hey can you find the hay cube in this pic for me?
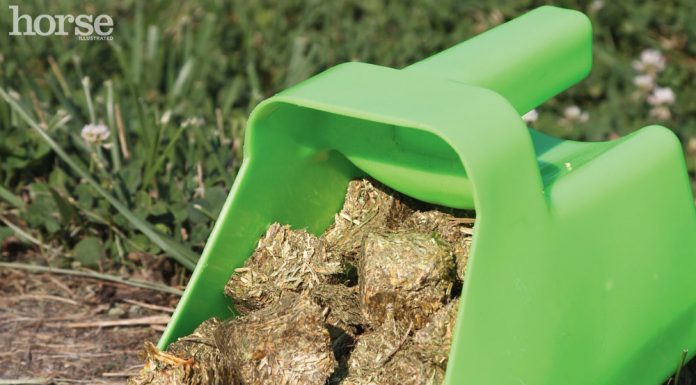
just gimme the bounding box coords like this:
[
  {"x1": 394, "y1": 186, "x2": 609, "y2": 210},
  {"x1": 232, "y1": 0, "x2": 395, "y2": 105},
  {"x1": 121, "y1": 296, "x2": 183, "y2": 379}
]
[
  {"x1": 310, "y1": 283, "x2": 366, "y2": 335},
  {"x1": 359, "y1": 231, "x2": 455, "y2": 328},
  {"x1": 215, "y1": 293, "x2": 336, "y2": 385},
  {"x1": 374, "y1": 348, "x2": 446, "y2": 385},
  {"x1": 225, "y1": 223, "x2": 343, "y2": 314},
  {"x1": 127, "y1": 318, "x2": 232, "y2": 385},
  {"x1": 411, "y1": 300, "x2": 459, "y2": 367},
  {"x1": 323, "y1": 179, "x2": 413, "y2": 262},
  {"x1": 403, "y1": 210, "x2": 473, "y2": 281},
  {"x1": 344, "y1": 341, "x2": 444, "y2": 385},
  {"x1": 347, "y1": 313, "x2": 412, "y2": 376}
]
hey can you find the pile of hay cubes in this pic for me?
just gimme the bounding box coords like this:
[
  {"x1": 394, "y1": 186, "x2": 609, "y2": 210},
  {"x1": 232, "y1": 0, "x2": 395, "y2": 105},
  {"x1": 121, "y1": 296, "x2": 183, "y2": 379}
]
[{"x1": 128, "y1": 179, "x2": 473, "y2": 385}]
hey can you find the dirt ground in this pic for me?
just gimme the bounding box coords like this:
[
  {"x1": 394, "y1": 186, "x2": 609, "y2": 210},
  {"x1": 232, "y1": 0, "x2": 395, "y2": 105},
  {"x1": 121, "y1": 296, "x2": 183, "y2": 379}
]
[{"x1": 0, "y1": 267, "x2": 180, "y2": 384}]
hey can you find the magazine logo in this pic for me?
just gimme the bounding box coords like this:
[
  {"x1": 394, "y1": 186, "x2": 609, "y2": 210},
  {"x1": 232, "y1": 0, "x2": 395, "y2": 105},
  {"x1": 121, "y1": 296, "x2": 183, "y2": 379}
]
[{"x1": 9, "y1": 5, "x2": 114, "y2": 40}]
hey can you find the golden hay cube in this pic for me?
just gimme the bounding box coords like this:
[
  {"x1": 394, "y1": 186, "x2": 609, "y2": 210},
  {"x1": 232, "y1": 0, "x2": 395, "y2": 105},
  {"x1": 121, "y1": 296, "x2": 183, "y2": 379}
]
[
  {"x1": 359, "y1": 231, "x2": 455, "y2": 329},
  {"x1": 225, "y1": 223, "x2": 343, "y2": 314},
  {"x1": 215, "y1": 293, "x2": 336, "y2": 385}
]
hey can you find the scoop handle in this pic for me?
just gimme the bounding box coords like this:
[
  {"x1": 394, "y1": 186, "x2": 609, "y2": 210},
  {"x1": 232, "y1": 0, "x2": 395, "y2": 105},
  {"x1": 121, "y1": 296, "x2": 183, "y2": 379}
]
[{"x1": 404, "y1": 6, "x2": 592, "y2": 114}]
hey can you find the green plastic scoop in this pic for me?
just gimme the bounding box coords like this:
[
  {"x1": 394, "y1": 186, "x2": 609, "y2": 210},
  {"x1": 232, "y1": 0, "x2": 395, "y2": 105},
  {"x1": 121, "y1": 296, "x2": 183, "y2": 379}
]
[{"x1": 159, "y1": 6, "x2": 696, "y2": 385}]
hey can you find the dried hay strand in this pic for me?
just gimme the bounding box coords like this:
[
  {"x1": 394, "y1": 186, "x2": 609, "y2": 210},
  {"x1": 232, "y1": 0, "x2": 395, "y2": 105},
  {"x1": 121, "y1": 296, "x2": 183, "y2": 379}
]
[{"x1": 215, "y1": 292, "x2": 337, "y2": 385}]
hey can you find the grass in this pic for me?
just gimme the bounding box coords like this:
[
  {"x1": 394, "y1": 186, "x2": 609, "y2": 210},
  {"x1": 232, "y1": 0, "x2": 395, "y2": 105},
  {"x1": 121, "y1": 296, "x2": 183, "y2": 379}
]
[{"x1": 0, "y1": 1, "x2": 695, "y2": 382}]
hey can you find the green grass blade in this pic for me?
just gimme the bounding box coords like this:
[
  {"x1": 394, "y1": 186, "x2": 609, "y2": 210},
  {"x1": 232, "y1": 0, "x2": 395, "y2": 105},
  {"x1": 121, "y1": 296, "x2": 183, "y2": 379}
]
[
  {"x1": 674, "y1": 349, "x2": 689, "y2": 385},
  {"x1": 0, "y1": 184, "x2": 25, "y2": 210},
  {"x1": 131, "y1": 0, "x2": 144, "y2": 85},
  {"x1": 105, "y1": 80, "x2": 122, "y2": 172},
  {"x1": 81, "y1": 77, "x2": 96, "y2": 124},
  {"x1": 171, "y1": 59, "x2": 194, "y2": 100}
]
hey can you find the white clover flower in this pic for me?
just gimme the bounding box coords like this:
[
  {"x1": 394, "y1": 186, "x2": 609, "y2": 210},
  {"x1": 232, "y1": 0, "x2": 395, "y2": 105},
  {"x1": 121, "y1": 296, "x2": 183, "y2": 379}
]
[
  {"x1": 160, "y1": 110, "x2": 172, "y2": 125},
  {"x1": 632, "y1": 49, "x2": 666, "y2": 74},
  {"x1": 647, "y1": 87, "x2": 676, "y2": 106},
  {"x1": 633, "y1": 74, "x2": 655, "y2": 91},
  {"x1": 8, "y1": 89, "x2": 21, "y2": 101},
  {"x1": 562, "y1": 105, "x2": 589, "y2": 123},
  {"x1": 81, "y1": 123, "x2": 110, "y2": 144},
  {"x1": 181, "y1": 117, "x2": 205, "y2": 127},
  {"x1": 589, "y1": 0, "x2": 605, "y2": 13},
  {"x1": 687, "y1": 137, "x2": 696, "y2": 156},
  {"x1": 649, "y1": 106, "x2": 672, "y2": 121},
  {"x1": 522, "y1": 109, "x2": 538, "y2": 124}
]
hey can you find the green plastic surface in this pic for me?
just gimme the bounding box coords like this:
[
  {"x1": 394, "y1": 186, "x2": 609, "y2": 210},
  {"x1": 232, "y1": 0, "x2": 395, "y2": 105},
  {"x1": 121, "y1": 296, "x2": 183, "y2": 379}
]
[{"x1": 159, "y1": 6, "x2": 696, "y2": 385}]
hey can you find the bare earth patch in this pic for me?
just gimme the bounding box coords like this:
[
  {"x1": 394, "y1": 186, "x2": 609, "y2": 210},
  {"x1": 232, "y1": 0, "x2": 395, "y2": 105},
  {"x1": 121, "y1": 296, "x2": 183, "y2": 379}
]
[{"x1": 0, "y1": 267, "x2": 179, "y2": 384}]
